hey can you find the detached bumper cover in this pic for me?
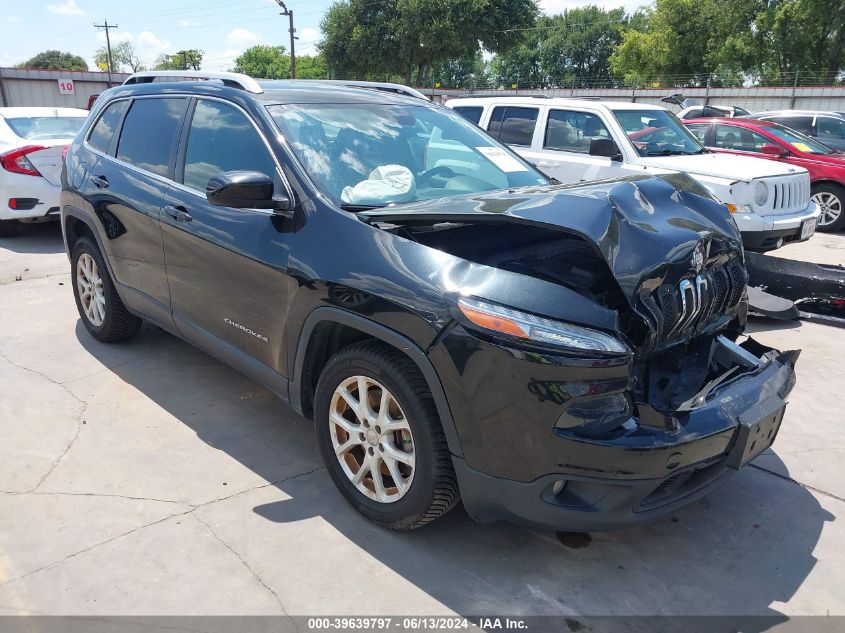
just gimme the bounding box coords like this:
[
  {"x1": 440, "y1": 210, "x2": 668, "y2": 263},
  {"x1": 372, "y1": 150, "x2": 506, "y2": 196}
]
[{"x1": 435, "y1": 328, "x2": 798, "y2": 531}]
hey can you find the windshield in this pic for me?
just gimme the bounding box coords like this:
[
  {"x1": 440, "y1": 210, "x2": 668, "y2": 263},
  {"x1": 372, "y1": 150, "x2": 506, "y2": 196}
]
[
  {"x1": 613, "y1": 109, "x2": 705, "y2": 156},
  {"x1": 765, "y1": 124, "x2": 836, "y2": 155},
  {"x1": 267, "y1": 103, "x2": 548, "y2": 207},
  {"x1": 4, "y1": 116, "x2": 86, "y2": 140}
]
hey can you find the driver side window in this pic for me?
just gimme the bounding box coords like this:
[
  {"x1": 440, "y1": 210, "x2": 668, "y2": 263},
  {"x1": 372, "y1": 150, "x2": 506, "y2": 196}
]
[
  {"x1": 714, "y1": 125, "x2": 769, "y2": 152},
  {"x1": 183, "y1": 99, "x2": 278, "y2": 193}
]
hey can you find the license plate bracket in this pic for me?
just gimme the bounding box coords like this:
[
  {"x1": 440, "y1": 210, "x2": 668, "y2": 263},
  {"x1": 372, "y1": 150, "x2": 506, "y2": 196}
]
[
  {"x1": 800, "y1": 218, "x2": 816, "y2": 240},
  {"x1": 726, "y1": 398, "x2": 786, "y2": 470}
]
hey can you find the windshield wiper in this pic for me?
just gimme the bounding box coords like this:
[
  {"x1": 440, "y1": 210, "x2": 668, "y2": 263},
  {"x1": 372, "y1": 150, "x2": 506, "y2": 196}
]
[{"x1": 339, "y1": 203, "x2": 387, "y2": 212}]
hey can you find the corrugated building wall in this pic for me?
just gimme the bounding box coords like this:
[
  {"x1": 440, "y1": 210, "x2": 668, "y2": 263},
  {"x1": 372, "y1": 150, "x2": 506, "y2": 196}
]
[{"x1": 0, "y1": 68, "x2": 131, "y2": 109}]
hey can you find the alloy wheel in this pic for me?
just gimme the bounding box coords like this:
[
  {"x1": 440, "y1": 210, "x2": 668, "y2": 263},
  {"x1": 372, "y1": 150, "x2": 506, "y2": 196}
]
[
  {"x1": 329, "y1": 375, "x2": 415, "y2": 503},
  {"x1": 812, "y1": 191, "x2": 843, "y2": 227},
  {"x1": 76, "y1": 253, "x2": 106, "y2": 326}
]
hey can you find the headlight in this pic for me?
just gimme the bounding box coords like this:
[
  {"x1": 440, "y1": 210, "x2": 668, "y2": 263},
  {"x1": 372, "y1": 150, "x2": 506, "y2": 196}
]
[
  {"x1": 457, "y1": 297, "x2": 629, "y2": 354},
  {"x1": 753, "y1": 180, "x2": 768, "y2": 207}
]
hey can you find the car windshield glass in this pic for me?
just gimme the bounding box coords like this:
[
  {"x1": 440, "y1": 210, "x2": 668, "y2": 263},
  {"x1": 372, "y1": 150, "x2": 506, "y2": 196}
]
[
  {"x1": 267, "y1": 103, "x2": 548, "y2": 207},
  {"x1": 766, "y1": 124, "x2": 835, "y2": 155},
  {"x1": 5, "y1": 116, "x2": 86, "y2": 140},
  {"x1": 613, "y1": 109, "x2": 705, "y2": 156}
]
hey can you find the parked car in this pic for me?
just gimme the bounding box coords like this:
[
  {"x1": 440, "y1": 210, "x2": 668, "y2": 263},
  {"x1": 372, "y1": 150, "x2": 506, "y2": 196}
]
[
  {"x1": 0, "y1": 106, "x2": 89, "y2": 237},
  {"x1": 749, "y1": 110, "x2": 845, "y2": 153},
  {"x1": 678, "y1": 104, "x2": 752, "y2": 119},
  {"x1": 685, "y1": 117, "x2": 845, "y2": 231},
  {"x1": 448, "y1": 97, "x2": 820, "y2": 251},
  {"x1": 660, "y1": 94, "x2": 751, "y2": 119},
  {"x1": 62, "y1": 75, "x2": 799, "y2": 532}
]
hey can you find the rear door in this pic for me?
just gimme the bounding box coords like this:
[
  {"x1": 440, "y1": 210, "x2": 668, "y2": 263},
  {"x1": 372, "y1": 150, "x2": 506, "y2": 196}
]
[
  {"x1": 81, "y1": 96, "x2": 187, "y2": 322},
  {"x1": 161, "y1": 97, "x2": 295, "y2": 374}
]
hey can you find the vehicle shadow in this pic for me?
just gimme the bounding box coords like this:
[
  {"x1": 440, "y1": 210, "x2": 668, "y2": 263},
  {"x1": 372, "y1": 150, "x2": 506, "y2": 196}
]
[
  {"x1": 0, "y1": 221, "x2": 65, "y2": 254},
  {"x1": 75, "y1": 321, "x2": 834, "y2": 624}
]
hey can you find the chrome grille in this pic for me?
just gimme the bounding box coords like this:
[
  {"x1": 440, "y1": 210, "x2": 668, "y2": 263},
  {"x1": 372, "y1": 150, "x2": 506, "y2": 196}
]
[{"x1": 656, "y1": 260, "x2": 746, "y2": 342}]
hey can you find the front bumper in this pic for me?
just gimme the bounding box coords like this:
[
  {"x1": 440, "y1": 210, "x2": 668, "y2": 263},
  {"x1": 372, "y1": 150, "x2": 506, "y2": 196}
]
[
  {"x1": 735, "y1": 202, "x2": 821, "y2": 250},
  {"x1": 431, "y1": 327, "x2": 798, "y2": 531}
]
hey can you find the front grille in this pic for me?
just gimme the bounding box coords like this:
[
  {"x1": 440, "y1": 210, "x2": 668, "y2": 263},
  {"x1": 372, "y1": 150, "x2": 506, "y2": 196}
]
[
  {"x1": 761, "y1": 175, "x2": 809, "y2": 215},
  {"x1": 654, "y1": 259, "x2": 746, "y2": 343}
]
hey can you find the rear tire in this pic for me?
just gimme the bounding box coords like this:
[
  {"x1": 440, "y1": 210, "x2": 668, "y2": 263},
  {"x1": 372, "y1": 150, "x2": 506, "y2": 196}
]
[
  {"x1": 314, "y1": 341, "x2": 459, "y2": 530},
  {"x1": 71, "y1": 237, "x2": 141, "y2": 342},
  {"x1": 811, "y1": 183, "x2": 845, "y2": 232},
  {"x1": 0, "y1": 220, "x2": 18, "y2": 237}
]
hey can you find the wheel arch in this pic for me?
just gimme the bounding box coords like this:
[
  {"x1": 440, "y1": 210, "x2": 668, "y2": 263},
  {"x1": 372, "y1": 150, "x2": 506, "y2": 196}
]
[
  {"x1": 62, "y1": 207, "x2": 128, "y2": 305},
  {"x1": 290, "y1": 307, "x2": 463, "y2": 458},
  {"x1": 810, "y1": 179, "x2": 845, "y2": 192}
]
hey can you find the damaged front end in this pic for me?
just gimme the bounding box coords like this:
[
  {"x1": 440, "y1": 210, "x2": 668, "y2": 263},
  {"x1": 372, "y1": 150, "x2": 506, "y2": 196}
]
[{"x1": 361, "y1": 173, "x2": 800, "y2": 530}]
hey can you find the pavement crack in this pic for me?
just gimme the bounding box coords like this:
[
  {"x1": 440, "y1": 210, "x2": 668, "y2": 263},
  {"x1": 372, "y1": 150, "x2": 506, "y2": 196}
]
[
  {"x1": 0, "y1": 349, "x2": 87, "y2": 492},
  {"x1": 749, "y1": 463, "x2": 845, "y2": 503},
  {"x1": 0, "y1": 490, "x2": 188, "y2": 505},
  {"x1": 192, "y1": 513, "x2": 291, "y2": 616}
]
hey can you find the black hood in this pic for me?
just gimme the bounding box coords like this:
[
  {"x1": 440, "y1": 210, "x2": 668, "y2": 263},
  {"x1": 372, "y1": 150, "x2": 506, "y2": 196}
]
[{"x1": 361, "y1": 172, "x2": 744, "y2": 307}]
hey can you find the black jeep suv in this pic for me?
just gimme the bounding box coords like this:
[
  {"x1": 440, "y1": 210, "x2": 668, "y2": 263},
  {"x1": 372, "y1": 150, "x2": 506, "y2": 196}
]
[{"x1": 61, "y1": 75, "x2": 799, "y2": 531}]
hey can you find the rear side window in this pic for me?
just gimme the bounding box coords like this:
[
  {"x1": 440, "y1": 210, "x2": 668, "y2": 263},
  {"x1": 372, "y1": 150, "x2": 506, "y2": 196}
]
[
  {"x1": 769, "y1": 116, "x2": 813, "y2": 135},
  {"x1": 544, "y1": 109, "x2": 610, "y2": 153},
  {"x1": 816, "y1": 117, "x2": 845, "y2": 140},
  {"x1": 182, "y1": 99, "x2": 278, "y2": 192},
  {"x1": 116, "y1": 98, "x2": 187, "y2": 177},
  {"x1": 487, "y1": 106, "x2": 538, "y2": 146},
  {"x1": 88, "y1": 100, "x2": 129, "y2": 153},
  {"x1": 452, "y1": 106, "x2": 483, "y2": 125},
  {"x1": 714, "y1": 125, "x2": 770, "y2": 152}
]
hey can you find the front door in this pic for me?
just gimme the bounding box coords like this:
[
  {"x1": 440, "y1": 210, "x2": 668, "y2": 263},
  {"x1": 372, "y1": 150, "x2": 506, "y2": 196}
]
[
  {"x1": 519, "y1": 109, "x2": 627, "y2": 184},
  {"x1": 161, "y1": 97, "x2": 296, "y2": 374}
]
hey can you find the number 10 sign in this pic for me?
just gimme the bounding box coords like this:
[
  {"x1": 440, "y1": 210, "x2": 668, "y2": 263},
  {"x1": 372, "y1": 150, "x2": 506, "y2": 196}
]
[{"x1": 58, "y1": 79, "x2": 75, "y2": 95}]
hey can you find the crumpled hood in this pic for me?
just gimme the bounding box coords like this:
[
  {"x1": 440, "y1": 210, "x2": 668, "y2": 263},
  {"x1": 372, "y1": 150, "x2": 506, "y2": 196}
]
[{"x1": 361, "y1": 172, "x2": 745, "y2": 305}]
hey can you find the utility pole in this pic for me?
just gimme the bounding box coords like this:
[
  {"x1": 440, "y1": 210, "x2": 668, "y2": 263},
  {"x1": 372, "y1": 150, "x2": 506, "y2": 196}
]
[
  {"x1": 274, "y1": 1, "x2": 296, "y2": 79},
  {"x1": 94, "y1": 20, "x2": 118, "y2": 86}
]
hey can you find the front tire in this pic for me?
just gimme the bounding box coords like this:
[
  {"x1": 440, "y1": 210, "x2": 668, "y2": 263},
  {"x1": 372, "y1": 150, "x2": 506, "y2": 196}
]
[
  {"x1": 71, "y1": 237, "x2": 141, "y2": 342},
  {"x1": 811, "y1": 183, "x2": 845, "y2": 232},
  {"x1": 314, "y1": 341, "x2": 459, "y2": 530}
]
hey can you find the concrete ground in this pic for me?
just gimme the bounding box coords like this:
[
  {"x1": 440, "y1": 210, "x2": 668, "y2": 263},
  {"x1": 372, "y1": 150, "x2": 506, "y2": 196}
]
[{"x1": 1, "y1": 223, "x2": 844, "y2": 617}]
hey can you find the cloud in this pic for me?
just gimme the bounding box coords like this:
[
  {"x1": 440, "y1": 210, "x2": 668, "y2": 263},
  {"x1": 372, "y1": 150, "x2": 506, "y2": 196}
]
[
  {"x1": 180, "y1": 19, "x2": 203, "y2": 27},
  {"x1": 297, "y1": 27, "x2": 320, "y2": 56},
  {"x1": 6, "y1": 16, "x2": 23, "y2": 23},
  {"x1": 137, "y1": 31, "x2": 171, "y2": 55},
  {"x1": 45, "y1": 0, "x2": 85, "y2": 15},
  {"x1": 202, "y1": 49, "x2": 245, "y2": 72},
  {"x1": 226, "y1": 28, "x2": 262, "y2": 47},
  {"x1": 96, "y1": 30, "x2": 134, "y2": 45}
]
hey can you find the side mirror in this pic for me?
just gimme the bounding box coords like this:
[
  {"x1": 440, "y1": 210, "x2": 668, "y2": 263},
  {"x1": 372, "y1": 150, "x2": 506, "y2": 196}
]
[
  {"x1": 589, "y1": 137, "x2": 623, "y2": 161},
  {"x1": 206, "y1": 170, "x2": 294, "y2": 217},
  {"x1": 760, "y1": 143, "x2": 788, "y2": 157}
]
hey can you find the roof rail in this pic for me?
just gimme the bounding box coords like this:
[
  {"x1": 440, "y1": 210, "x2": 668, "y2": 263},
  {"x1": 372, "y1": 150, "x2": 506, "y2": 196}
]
[
  {"x1": 449, "y1": 93, "x2": 551, "y2": 99},
  {"x1": 122, "y1": 70, "x2": 263, "y2": 94}
]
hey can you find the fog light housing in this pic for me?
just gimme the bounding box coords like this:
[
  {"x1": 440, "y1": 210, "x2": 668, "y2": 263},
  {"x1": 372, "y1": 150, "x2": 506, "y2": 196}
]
[{"x1": 555, "y1": 393, "x2": 634, "y2": 437}]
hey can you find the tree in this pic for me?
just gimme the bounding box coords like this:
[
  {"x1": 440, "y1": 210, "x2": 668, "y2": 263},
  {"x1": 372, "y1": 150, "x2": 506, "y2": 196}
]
[
  {"x1": 94, "y1": 41, "x2": 144, "y2": 73},
  {"x1": 16, "y1": 50, "x2": 87, "y2": 71},
  {"x1": 492, "y1": 7, "x2": 627, "y2": 89},
  {"x1": 432, "y1": 50, "x2": 490, "y2": 89},
  {"x1": 320, "y1": 0, "x2": 538, "y2": 85},
  {"x1": 234, "y1": 45, "x2": 290, "y2": 78},
  {"x1": 153, "y1": 50, "x2": 203, "y2": 70},
  {"x1": 233, "y1": 45, "x2": 328, "y2": 79}
]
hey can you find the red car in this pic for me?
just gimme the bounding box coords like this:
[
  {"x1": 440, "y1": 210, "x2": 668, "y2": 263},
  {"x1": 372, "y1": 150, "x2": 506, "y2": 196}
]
[{"x1": 684, "y1": 117, "x2": 845, "y2": 231}]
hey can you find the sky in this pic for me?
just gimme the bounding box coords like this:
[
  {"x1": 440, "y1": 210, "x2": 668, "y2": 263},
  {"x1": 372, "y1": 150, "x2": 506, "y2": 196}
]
[{"x1": 1, "y1": 0, "x2": 649, "y2": 73}]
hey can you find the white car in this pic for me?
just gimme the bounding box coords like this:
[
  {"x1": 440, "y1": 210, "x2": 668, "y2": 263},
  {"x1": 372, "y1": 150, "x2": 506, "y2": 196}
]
[
  {"x1": 0, "y1": 107, "x2": 89, "y2": 237},
  {"x1": 448, "y1": 97, "x2": 820, "y2": 251}
]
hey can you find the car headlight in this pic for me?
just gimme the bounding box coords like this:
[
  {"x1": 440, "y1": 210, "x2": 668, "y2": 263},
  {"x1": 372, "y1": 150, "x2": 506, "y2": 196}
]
[
  {"x1": 457, "y1": 297, "x2": 629, "y2": 354},
  {"x1": 753, "y1": 180, "x2": 768, "y2": 207}
]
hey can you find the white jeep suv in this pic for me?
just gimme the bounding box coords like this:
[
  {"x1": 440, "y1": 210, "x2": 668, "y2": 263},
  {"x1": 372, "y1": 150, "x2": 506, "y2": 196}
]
[{"x1": 448, "y1": 98, "x2": 820, "y2": 251}]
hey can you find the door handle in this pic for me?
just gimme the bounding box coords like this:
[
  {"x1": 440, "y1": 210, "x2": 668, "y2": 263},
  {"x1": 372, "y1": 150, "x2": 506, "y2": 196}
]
[
  {"x1": 164, "y1": 204, "x2": 192, "y2": 222},
  {"x1": 91, "y1": 174, "x2": 109, "y2": 189}
]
